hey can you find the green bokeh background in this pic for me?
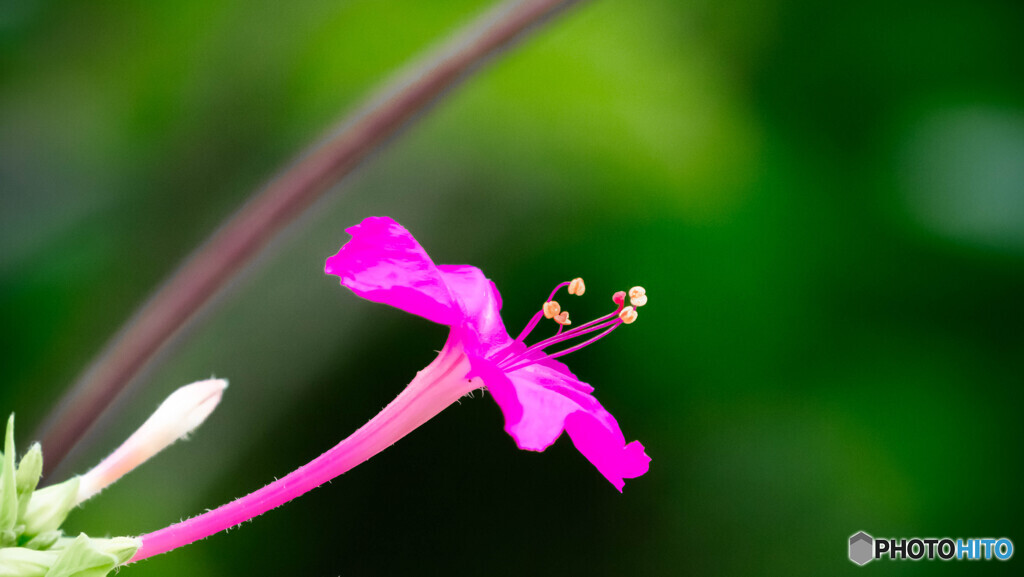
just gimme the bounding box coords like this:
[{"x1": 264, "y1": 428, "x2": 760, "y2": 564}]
[{"x1": 2, "y1": 0, "x2": 1022, "y2": 575}]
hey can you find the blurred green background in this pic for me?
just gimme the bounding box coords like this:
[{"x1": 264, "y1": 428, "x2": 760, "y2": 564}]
[{"x1": 2, "y1": 0, "x2": 1022, "y2": 575}]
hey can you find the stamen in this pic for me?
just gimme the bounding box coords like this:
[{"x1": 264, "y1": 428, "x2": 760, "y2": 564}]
[
  {"x1": 626, "y1": 286, "x2": 643, "y2": 309},
  {"x1": 568, "y1": 277, "x2": 586, "y2": 296},
  {"x1": 516, "y1": 280, "x2": 585, "y2": 344},
  {"x1": 546, "y1": 282, "x2": 571, "y2": 302},
  {"x1": 546, "y1": 322, "x2": 620, "y2": 361},
  {"x1": 505, "y1": 282, "x2": 643, "y2": 371},
  {"x1": 619, "y1": 306, "x2": 638, "y2": 324},
  {"x1": 502, "y1": 320, "x2": 623, "y2": 373},
  {"x1": 500, "y1": 315, "x2": 622, "y2": 370},
  {"x1": 514, "y1": 310, "x2": 544, "y2": 342}
]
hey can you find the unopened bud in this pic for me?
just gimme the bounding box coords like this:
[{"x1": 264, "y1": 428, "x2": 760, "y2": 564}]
[
  {"x1": 15, "y1": 443, "x2": 42, "y2": 518},
  {"x1": 1, "y1": 415, "x2": 17, "y2": 534},
  {"x1": 76, "y1": 378, "x2": 227, "y2": 504},
  {"x1": 612, "y1": 291, "x2": 627, "y2": 306}
]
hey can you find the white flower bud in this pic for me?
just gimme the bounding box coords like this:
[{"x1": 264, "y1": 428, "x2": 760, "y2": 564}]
[{"x1": 76, "y1": 379, "x2": 227, "y2": 504}]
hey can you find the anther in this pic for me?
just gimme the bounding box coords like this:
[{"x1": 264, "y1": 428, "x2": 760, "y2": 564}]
[
  {"x1": 619, "y1": 306, "x2": 638, "y2": 324},
  {"x1": 542, "y1": 301, "x2": 561, "y2": 319},
  {"x1": 629, "y1": 286, "x2": 647, "y2": 307},
  {"x1": 568, "y1": 277, "x2": 586, "y2": 296},
  {"x1": 554, "y1": 311, "x2": 571, "y2": 326},
  {"x1": 612, "y1": 291, "x2": 627, "y2": 306}
]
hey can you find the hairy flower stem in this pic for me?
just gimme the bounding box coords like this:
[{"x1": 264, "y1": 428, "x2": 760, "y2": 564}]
[
  {"x1": 36, "y1": 0, "x2": 585, "y2": 477},
  {"x1": 131, "y1": 338, "x2": 475, "y2": 562}
]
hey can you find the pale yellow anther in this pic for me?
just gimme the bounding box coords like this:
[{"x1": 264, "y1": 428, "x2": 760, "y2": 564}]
[
  {"x1": 568, "y1": 277, "x2": 586, "y2": 296},
  {"x1": 542, "y1": 300, "x2": 561, "y2": 319},
  {"x1": 629, "y1": 286, "x2": 646, "y2": 299},
  {"x1": 554, "y1": 311, "x2": 571, "y2": 326},
  {"x1": 630, "y1": 294, "x2": 648, "y2": 307},
  {"x1": 619, "y1": 306, "x2": 638, "y2": 324}
]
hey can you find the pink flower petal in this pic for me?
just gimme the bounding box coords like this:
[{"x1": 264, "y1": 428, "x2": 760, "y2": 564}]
[
  {"x1": 437, "y1": 265, "x2": 510, "y2": 357},
  {"x1": 324, "y1": 217, "x2": 460, "y2": 326},
  {"x1": 474, "y1": 354, "x2": 620, "y2": 456},
  {"x1": 565, "y1": 412, "x2": 651, "y2": 492}
]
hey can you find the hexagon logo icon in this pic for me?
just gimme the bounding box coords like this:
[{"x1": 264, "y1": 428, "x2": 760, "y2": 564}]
[{"x1": 849, "y1": 532, "x2": 874, "y2": 565}]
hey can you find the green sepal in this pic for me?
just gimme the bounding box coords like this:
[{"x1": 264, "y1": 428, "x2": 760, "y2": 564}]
[
  {"x1": 15, "y1": 444, "x2": 43, "y2": 520},
  {"x1": 41, "y1": 533, "x2": 133, "y2": 577},
  {"x1": 0, "y1": 529, "x2": 18, "y2": 548},
  {"x1": 21, "y1": 532, "x2": 61, "y2": 551},
  {"x1": 1, "y1": 415, "x2": 18, "y2": 533},
  {"x1": 79, "y1": 538, "x2": 138, "y2": 566},
  {"x1": 21, "y1": 479, "x2": 79, "y2": 539},
  {"x1": 0, "y1": 546, "x2": 57, "y2": 577}
]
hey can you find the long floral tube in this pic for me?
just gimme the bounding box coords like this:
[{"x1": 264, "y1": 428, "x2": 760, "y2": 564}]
[{"x1": 130, "y1": 340, "x2": 475, "y2": 562}]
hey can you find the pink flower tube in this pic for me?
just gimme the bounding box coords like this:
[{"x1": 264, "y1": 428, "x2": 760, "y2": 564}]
[{"x1": 132, "y1": 216, "x2": 650, "y2": 562}]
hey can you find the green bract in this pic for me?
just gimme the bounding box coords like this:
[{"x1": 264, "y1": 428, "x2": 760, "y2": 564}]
[{"x1": 0, "y1": 416, "x2": 139, "y2": 577}]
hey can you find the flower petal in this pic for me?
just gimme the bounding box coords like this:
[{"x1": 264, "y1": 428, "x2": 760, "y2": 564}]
[
  {"x1": 503, "y1": 362, "x2": 604, "y2": 451},
  {"x1": 470, "y1": 358, "x2": 578, "y2": 452},
  {"x1": 325, "y1": 217, "x2": 460, "y2": 326},
  {"x1": 565, "y1": 412, "x2": 651, "y2": 492},
  {"x1": 437, "y1": 265, "x2": 511, "y2": 357},
  {"x1": 472, "y1": 353, "x2": 646, "y2": 490}
]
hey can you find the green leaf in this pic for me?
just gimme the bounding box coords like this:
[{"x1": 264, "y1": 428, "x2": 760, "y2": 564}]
[
  {"x1": 0, "y1": 415, "x2": 18, "y2": 533},
  {"x1": 15, "y1": 444, "x2": 43, "y2": 520},
  {"x1": 21, "y1": 479, "x2": 78, "y2": 538},
  {"x1": 42, "y1": 534, "x2": 120, "y2": 577}
]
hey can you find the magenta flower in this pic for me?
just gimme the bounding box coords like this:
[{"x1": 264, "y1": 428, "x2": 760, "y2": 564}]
[
  {"x1": 131, "y1": 216, "x2": 649, "y2": 562},
  {"x1": 325, "y1": 216, "x2": 650, "y2": 488}
]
